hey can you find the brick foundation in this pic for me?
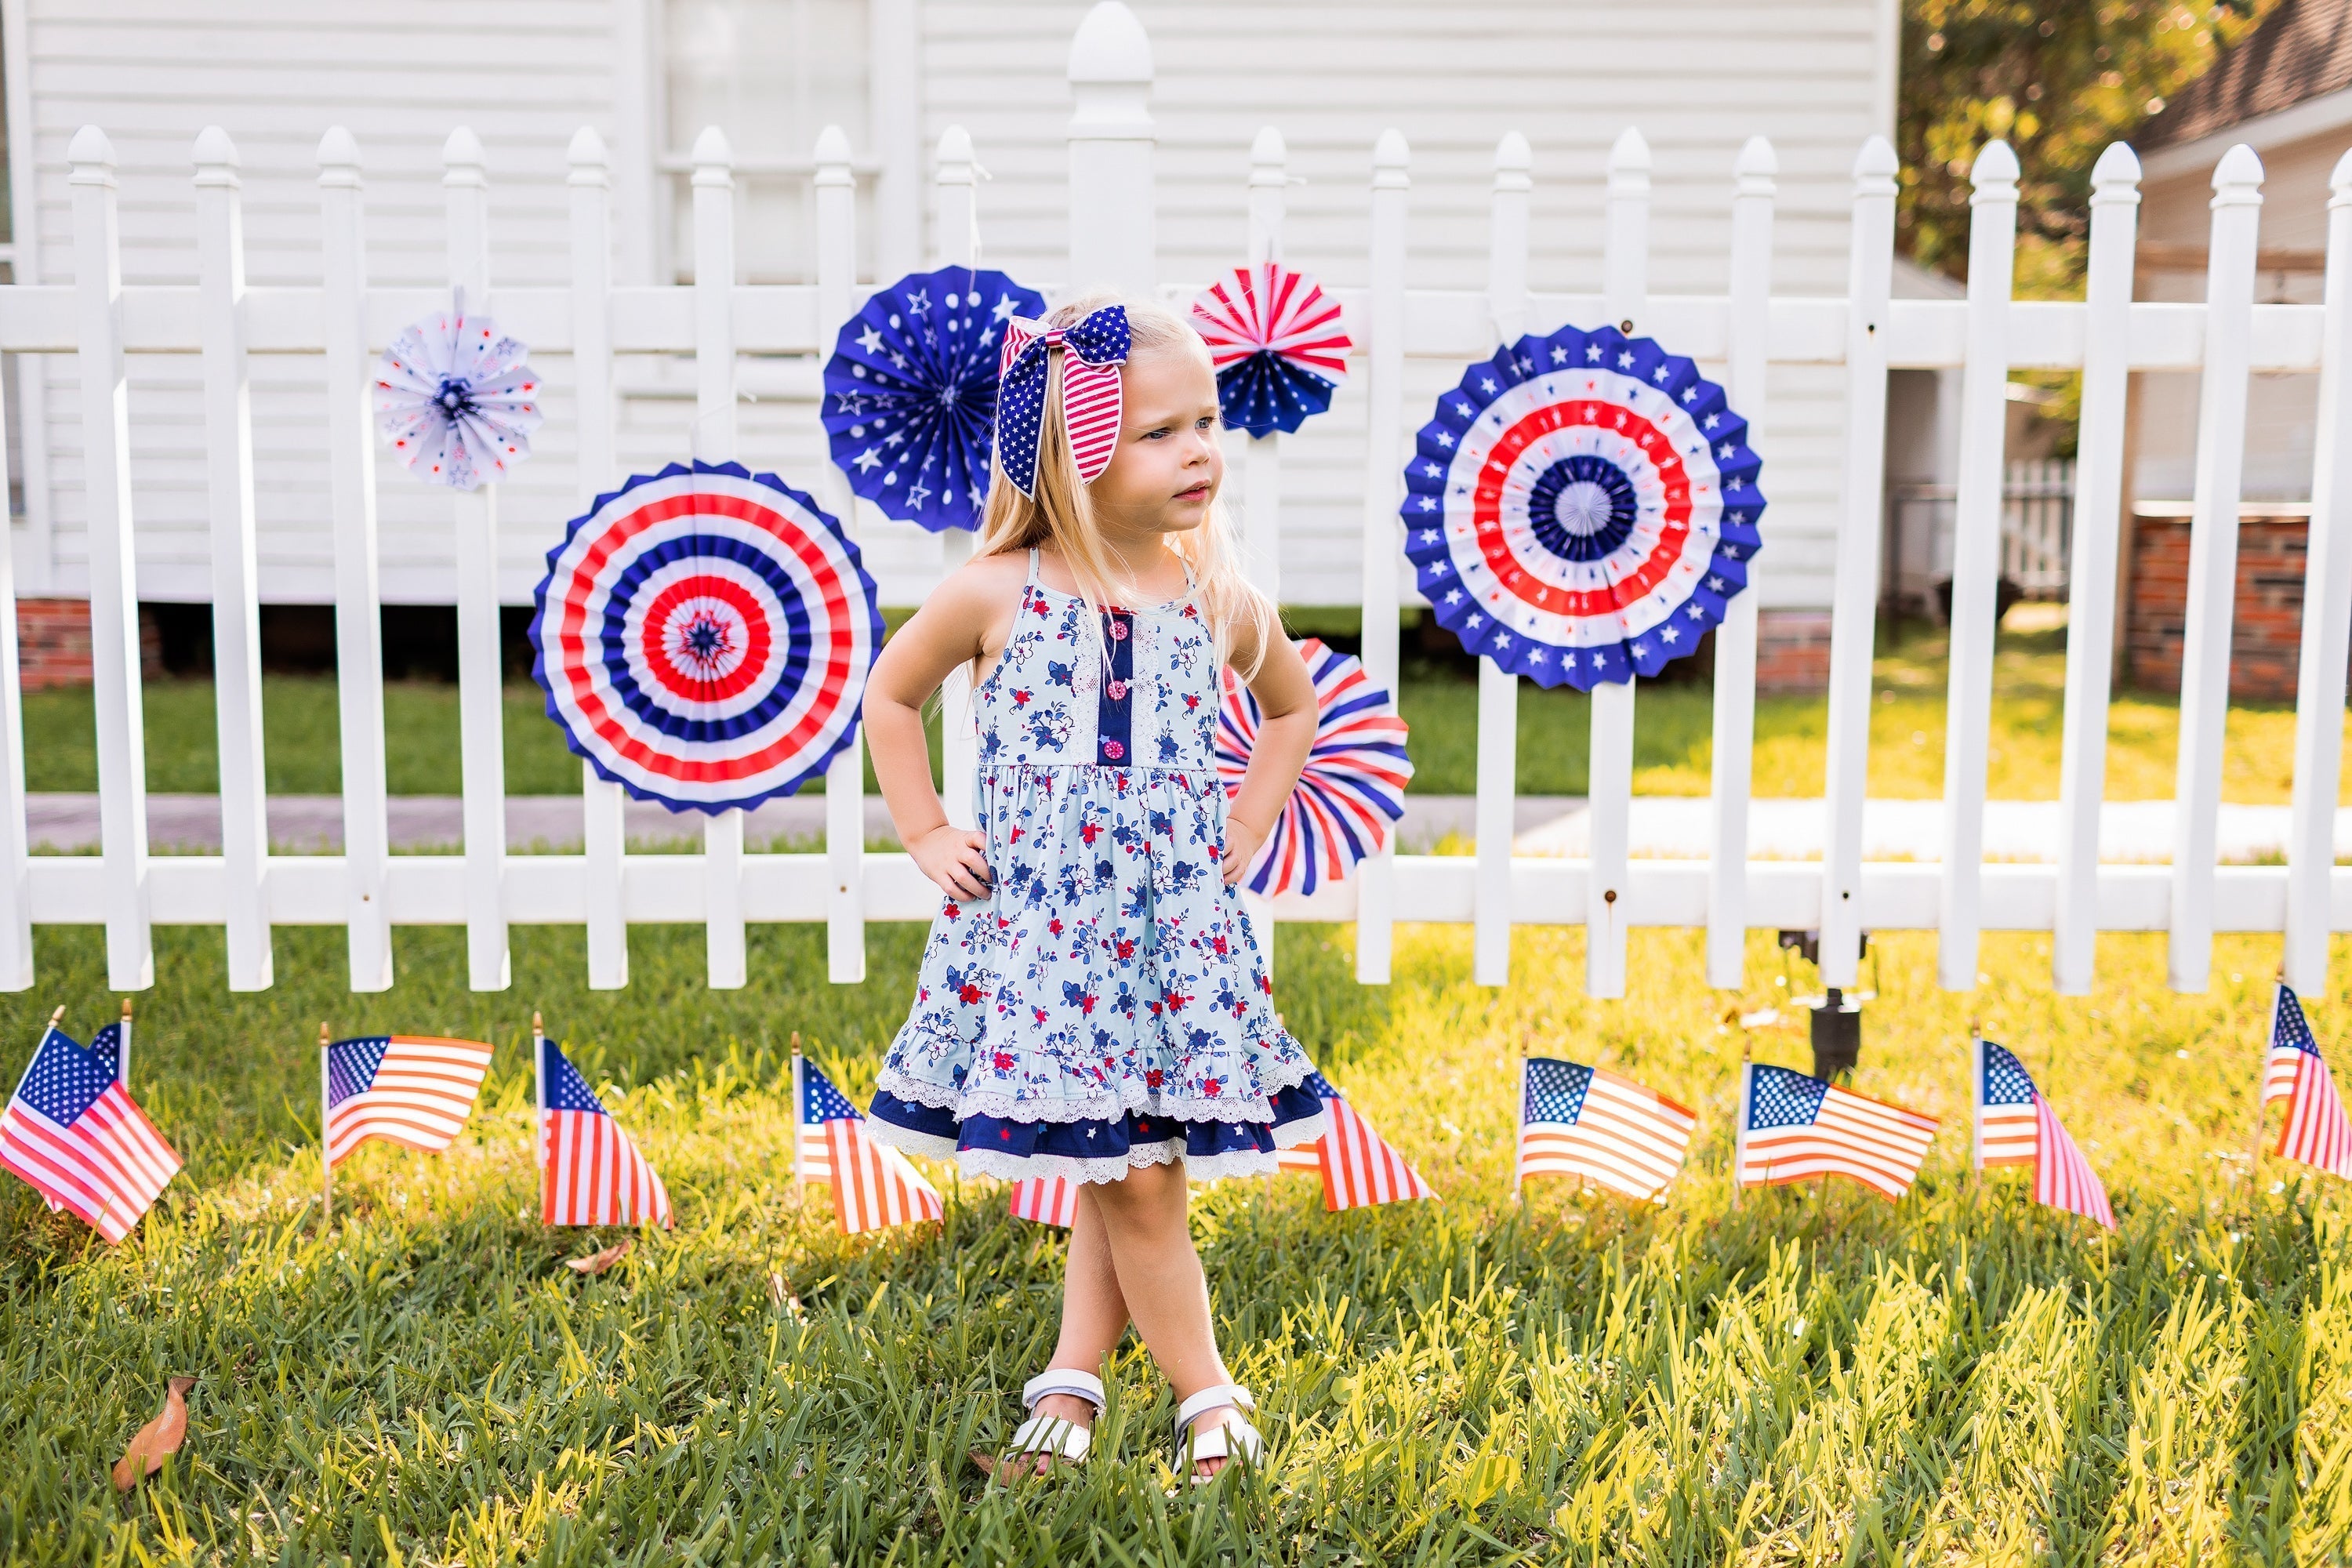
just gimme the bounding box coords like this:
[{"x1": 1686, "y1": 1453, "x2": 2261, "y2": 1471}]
[
  {"x1": 2125, "y1": 516, "x2": 2314, "y2": 701},
  {"x1": 1756, "y1": 609, "x2": 1834, "y2": 694},
  {"x1": 13, "y1": 599, "x2": 165, "y2": 691}
]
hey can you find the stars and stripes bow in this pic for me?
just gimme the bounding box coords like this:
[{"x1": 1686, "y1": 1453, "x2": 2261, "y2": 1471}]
[
  {"x1": 538, "y1": 1020, "x2": 673, "y2": 1229},
  {"x1": 793, "y1": 1051, "x2": 943, "y2": 1236},
  {"x1": 994, "y1": 306, "x2": 1131, "y2": 497},
  {"x1": 1737, "y1": 1062, "x2": 1937, "y2": 1201},
  {"x1": 0, "y1": 1015, "x2": 180, "y2": 1243},
  {"x1": 1974, "y1": 1037, "x2": 2114, "y2": 1230},
  {"x1": 1515, "y1": 1056, "x2": 1694, "y2": 1204},
  {"x1": 1276, "y1": 1073, "x2": 1434, "y2": 1212},
  {"x1": 2263, "y1": 983, "x2": 2352, "y2": 1179}
]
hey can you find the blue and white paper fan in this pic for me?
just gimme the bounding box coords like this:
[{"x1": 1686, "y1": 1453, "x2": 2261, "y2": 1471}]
[
  {"x1": 823, "y1": 266, "x2": 1047, "y2": 534},
  {"x1": 372, "y1": 291, "x2": 543, "y2": 491}
]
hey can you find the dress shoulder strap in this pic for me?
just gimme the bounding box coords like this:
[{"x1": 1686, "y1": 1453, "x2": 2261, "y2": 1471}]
[{"x1": 1025, "y1": 548, "x2": 1041, "y2": 585}]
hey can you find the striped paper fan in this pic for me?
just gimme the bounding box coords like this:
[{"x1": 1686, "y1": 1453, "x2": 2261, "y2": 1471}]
[
  {"x1": 1216, "y1": 639, "x2": 1413, "y2": 896},
  {"x1": 1190, "y1": 262, "x2": 1352, "y2": 437}
]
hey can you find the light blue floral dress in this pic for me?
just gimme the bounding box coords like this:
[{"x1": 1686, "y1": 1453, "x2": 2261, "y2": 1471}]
[{"x1": 868, "y1": 551, "x2": 1326, "y2": 1182}]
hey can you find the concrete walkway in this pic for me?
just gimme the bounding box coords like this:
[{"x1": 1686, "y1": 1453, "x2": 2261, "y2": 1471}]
[{"x1": 21, "y1": 793, "x2": 2349, "y2": 864}]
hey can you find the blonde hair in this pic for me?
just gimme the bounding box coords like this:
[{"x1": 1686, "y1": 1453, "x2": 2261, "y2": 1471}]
[{"x1": 975, "y1": 292, "x2": 1279, "y2": 681}]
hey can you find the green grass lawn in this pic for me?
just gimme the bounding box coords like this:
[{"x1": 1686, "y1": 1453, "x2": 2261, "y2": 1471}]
[
  {"x1": 31, "y1": 618, "x2": 2340, "y2": 804},
  {"x1": 7, "y1": 918, "x2": 2352, "y2": 1563}
]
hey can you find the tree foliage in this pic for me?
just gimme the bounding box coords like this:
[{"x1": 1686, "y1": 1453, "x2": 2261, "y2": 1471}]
[{"x1": 1898, "y1": 0, "x2": 2274, "y2": 294}]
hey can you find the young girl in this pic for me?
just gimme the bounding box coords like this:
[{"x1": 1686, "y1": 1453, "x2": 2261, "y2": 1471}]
[{"x1": 862, "y1": 294, "x2": 1324, "y2": 1480}]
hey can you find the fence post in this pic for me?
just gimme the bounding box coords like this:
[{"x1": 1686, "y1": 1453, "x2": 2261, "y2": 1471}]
[
  {"x1": 868, "y1": 0, "x2": 922, "y2": 278},
  {"x1": 1936, "y1": 140, "x2": 2019, "y2": 992},
  {"x1": 442, "y1": 129, "x2": 510, "y2": 991},
  {"x1": 194, "y1": 127, "x2": 272, "y2": 992},
  {"x1": 932, "y1": 126, "x2": 982, "y2": 833},
  {"x1": 1587, "y1": 126, "x2": 1652, "y2": 1002},
  {"x1": 814, "y1": 124, "x2": 867, "y2": 985},
  {"x1": 1065, "y1": 1, "x2": 1156, "y2": 295},
  {"x1": 0, "y1": 267, "x2": 27, "y2": 988},
  {"x1": 2053, "y1": 143, "x2": 2140, "y2": 995},
  {"x1": 2169, "y1": 144, "x2": 2264, "y2": 993},
  {"x1": 2286, "y1": 148, "x2": 2352, "y2": 993},
  {"x1": 1706, "y1": 136, "x2": 1776, "y2": 991},
  {"x1": 1243, "y1": 126, "x2": 1286, "y2": 602},
  {"x1": 693, "y1": 126, "x2": 749, "y2": 989},
  {"x1": 318, "y1": 128, "x2": 393, "y2": 991},
  {"x1": 67, "y1": 126, "x2": 152, "y2": 992},
  {"x1": 1473, "y1": 132, "x2": 1531, "y2": 990},
  {"x1": 1817, "y1": 136, "x2": 1900, "y2": 989},
  {"x1": 569, "y1": 126, "x2": 630, "y2": 990},
  {"x1": 1355, "y1": 130, "x2": 1408, "y2": 985}
]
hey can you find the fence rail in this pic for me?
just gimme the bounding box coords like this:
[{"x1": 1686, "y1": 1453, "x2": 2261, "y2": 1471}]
[{"x1": 0, "y1": 6, "x2": 2345, "y2": 1006}]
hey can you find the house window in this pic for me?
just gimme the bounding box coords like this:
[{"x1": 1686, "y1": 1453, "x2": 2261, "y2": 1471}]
[{"x1": 662, "y1": 0, "x2": 872, "y2": 285}]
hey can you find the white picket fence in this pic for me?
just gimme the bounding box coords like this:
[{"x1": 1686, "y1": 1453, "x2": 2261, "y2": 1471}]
[{"x1": 0, "y1": 11, "x2": 2344, "y2": 1008}]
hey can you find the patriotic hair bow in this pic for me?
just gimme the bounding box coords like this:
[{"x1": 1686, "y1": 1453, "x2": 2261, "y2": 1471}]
[{"x1": 993, "y1": 305, "x2": 1131, "y2": 497}]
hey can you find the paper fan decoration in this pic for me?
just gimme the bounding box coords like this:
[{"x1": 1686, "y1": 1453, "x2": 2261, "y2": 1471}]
[
  {"x1": 528, "y1": 460, "x2": 884, "y2": 814},
  {"x1": 1402, "y1": 322, "x2": 1764, "y2": 689},
  {"x1": 823, "y1": 266, "x2": 1047, "y2": 533},
  {"x1": 1190, "y1": 262, "x2": 1352, "y2": 437},
  {"x1": 1216, "y1": 639, "x2": 1413, "y2": 897},
  {"x1": 372, "y1": 291, "x2": 543, "y2": 490}
]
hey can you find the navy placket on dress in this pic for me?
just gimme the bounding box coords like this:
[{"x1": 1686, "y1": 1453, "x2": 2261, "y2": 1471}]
[{"x1": 1095, "y1": 610, "x2": 1135, "y2": 765}]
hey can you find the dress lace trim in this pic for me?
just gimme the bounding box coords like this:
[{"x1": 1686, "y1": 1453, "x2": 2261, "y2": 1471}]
[
  {"x1": 875, "y1": 1051, "x2": 1317, "y2": 1128},
  {"x1": 865, "y1": 1116, "x2": 1314, "y2": 1186}
]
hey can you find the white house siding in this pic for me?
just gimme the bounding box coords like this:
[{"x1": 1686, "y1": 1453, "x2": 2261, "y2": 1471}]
[{"x1": 9, "y1": 0, "x2": 1891, "y2": 612}]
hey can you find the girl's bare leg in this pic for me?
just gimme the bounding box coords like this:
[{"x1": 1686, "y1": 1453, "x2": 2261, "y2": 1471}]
[
  {"x1": 1009, "y1": 1183, "x2": 1131, "y2": 1473},
  {"x1": 1088, "y1": 1160, "x2": 1240, "y2": 1476}
]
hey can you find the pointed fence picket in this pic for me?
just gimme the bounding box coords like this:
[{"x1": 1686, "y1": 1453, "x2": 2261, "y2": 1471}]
[{"x1": 0, "y1": 3, "x2": 2345, "y2": 1006}]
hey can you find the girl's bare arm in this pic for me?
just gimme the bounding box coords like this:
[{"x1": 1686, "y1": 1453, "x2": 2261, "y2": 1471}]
[
  {"x1": 866, "y1": 556, "x2": 1023, "y2": 898},
  {"x1": 1221, "y1": 619, "x2": 1316, "y2": 886}
]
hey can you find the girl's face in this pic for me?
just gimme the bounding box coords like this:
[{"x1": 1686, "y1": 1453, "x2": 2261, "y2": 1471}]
[{"x1": 1089, "y1": 343, "x2": 1224, "y2": 543}]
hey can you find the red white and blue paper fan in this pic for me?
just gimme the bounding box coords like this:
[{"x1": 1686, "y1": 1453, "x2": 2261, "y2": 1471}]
[
  {"x1": 1216, "y1": 639, "x2": 1414, "y2": 897},
  {"x1": 1190, "y1": 262, "x2": 1352, "y2": 437},
  {"x1": 372, "y1": 291, "x2": 543, "y2": 491},
  {"x1": 1402, "y1": 323, "x2": 1764, "y2": 689},
  {"x1": 824, "y1": 266, "x2": 1047, "y2": 533},
  {"x1": 528, "y1": 461, "x2": 884, "y2": 814}
]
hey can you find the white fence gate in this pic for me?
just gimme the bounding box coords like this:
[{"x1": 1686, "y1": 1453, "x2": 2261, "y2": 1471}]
[{"x1": 0, "y1": 8, "x2": 2344, "y2": 1007}]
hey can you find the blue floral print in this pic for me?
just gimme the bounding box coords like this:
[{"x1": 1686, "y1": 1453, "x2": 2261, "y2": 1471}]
[{"x1": 867, "y1": 554, "x2": 1325, "y2": 1183}]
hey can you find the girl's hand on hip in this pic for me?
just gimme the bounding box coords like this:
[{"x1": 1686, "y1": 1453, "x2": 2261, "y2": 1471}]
[
  {"x1": 913, "y1": 825, "x2": 993, "y2": 900},
  {"x1": 1221, "y1": 818, "x2": 1269, "y2": 887}
]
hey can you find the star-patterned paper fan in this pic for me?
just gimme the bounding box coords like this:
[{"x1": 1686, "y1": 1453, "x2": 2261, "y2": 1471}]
[
  {"x1": 1215, "y1": 639, "x2": 1413, "y2": 897},
  {"x1": 372, "y1": 290, "x2": 543, "y2": 491},
  {"x1": 1401, "y1": 322, "x2": 1764, "y2": 689},
  {"x1": 823, "y1": 266, "x2": 1047, "y2": 533},
  {"x1": 1190, "y1": 262, "x2": 1352, "y2": 437},
  {"x1": 529, "y1": 461, "x2": 884, "y2": 814}
]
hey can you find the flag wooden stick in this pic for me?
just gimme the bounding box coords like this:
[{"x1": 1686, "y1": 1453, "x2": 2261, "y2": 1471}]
[
  {"x1": 1730, "y1": 1029, "x2": 1750, "y2": 1211},
  {"x1": 118, "y1": 997, "x2": 132, "y2": 1094},
  {"x1": 318, "y1": 1021, "x2": 333, "y2": 1225},
  {"x1": 2252, "y1": 976, "x2": 2281, "y2": 1203},
  {"x1": 7, "y1": 1006, "x2": 66, "y2": 1110},
  {"x1": 532, "y1": 1011, "x2": 547, "y2": 1225},
  {"x1": 1967, "y1": 1022, "x2": 1984, "y2": 1187},
  {"x1": 789, "y1": 1032, "x2": 805, "y2": 1208},
  {"x1": 1510, "y1": 1053, "x2": 1526, "y2": 1206}
]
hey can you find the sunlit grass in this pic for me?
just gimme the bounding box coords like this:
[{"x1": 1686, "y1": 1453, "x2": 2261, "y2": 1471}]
[{"x1": 7, "y1": 919, "x2": 2352, "y2": 1563}]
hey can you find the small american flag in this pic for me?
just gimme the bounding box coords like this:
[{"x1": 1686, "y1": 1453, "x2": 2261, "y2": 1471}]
[
  {"x1": 324, "y1": 1035, "x2": 494, "y2": 1168},
  {"x1": 796, "y1": 1055, "x2": 942, "y2": 1236},
  {"x1": 2264, "y1": 984, "x2": 2352, "y2": 1178},
  {"x1": 1975, "y1": 1037, "x2": 2114, "y2": 1230},
  {"x1": 539, "y1": 1029, "x2": 672, "y2": 1229},
  {"x1": 1737, "y1": 1062, "x2": 1938, "y2": 1201},
  {"x1": 1277, "y1": 1073, "x2": 1433, "y2": 1211},
  {"x1": 1516, "y1": 1057, "x2": 1695, "y2": 1203},
  {"x1": 0, "y1": 1022, "x2": 180, "y2": 1243},
  {"x1": 1008, "y1": 1174, "x2": 1081, "y2": 1228}
]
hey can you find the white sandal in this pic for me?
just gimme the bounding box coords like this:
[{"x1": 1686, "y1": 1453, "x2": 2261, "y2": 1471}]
[
  {"x1": 993, "y1": 1368, "x2": 1105, "y2": 1472},
  {"x1": 1174, "y1": 1383, "x2": 1264, "y2": 1482}
]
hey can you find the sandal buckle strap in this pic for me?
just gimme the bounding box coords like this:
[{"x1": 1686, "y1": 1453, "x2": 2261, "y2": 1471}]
[
  {"x1": 1173, "y1": 1382, "x2": 1255, "y2": 1434},
  {"x1": 1022, "y1": 1368, "x2": 1106, "y2": 1414}
]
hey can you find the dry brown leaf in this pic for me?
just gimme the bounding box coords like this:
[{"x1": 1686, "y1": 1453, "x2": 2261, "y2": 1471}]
[
  {"x1": 112, "y1": 1375, "x2": 196, "y2": 1492},
  {"x1": 768, "y1": 1271, "x2": 805, "y2": 1319},
  {"x1": 565, "y1": 1239, "x2": 633, "y2": 1275}
]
